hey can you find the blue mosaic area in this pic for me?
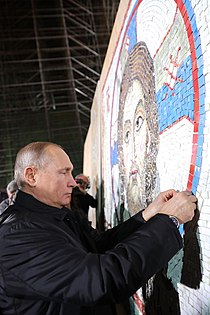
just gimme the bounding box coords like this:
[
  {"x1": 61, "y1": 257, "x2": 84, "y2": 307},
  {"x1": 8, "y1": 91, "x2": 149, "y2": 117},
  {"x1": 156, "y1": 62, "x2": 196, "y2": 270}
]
[{"x1": 156, "y1": 56, "x2": 194, "y2": 132}]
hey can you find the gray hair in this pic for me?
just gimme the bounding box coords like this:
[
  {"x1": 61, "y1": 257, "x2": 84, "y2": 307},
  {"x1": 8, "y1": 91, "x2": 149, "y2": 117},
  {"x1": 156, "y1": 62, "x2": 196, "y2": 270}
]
[{"x1": 14, "y1": 142, "x2": 61, "y2": 188}]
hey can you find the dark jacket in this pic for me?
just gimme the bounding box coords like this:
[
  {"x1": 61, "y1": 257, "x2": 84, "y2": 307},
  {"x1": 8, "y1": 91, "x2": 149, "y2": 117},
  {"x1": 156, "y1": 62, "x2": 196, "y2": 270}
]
[
  {"x1": 71, "y1": 186, "x2": 97, "y2": 215},
  {"x1": 0, "y1": 198, "x2": 9, "y2": 215},
  {"x1": 0, "y1": 190, "x2": 182, "y2": 315}
]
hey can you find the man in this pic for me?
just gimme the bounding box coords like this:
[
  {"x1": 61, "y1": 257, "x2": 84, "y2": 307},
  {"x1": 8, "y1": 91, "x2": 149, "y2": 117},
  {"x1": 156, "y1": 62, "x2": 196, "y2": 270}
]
[
  {"x1": 0, "y1": 142, "x2": 196, "y2": 315},
  {"x1": 0, "y1": 179, "x2": 18, "y2": 214},
  {"x1": 71, "y1": 173, "x2": 97, "y2": 218},
  {"x1": 118, "y1": 41, "x2": 159, "y2": 217}
]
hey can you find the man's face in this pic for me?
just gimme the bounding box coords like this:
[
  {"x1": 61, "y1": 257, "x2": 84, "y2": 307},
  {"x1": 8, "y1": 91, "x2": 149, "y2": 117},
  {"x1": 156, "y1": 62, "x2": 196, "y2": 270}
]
[
  {"x1": 122, "y1": 80, "x2": 148, "y2": 213},
  {"x1": 75, "y1": 175, "x2": 89, "y2": 190},
  {"x1": 31, "y1": 146, "x2": 76, "y2": 208}
]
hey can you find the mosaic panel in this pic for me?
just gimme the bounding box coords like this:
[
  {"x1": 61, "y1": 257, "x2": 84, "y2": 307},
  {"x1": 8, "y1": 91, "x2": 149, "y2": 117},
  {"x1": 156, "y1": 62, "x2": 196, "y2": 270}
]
[{"x1": 96, "y1": 0, "x2": 210, "y2": 313}]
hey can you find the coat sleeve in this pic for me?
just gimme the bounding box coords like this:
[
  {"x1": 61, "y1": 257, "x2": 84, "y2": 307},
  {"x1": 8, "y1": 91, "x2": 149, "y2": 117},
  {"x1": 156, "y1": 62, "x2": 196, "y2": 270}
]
[
  {"x1": 0, "y1": 214, "x2": 182, "y2": 306},
  {"x1": 86, "y1": 193, "x2": 97, "y2": 208},
  {"x1": 85, "y1": 210, "x2": 146, "y2": 252}
]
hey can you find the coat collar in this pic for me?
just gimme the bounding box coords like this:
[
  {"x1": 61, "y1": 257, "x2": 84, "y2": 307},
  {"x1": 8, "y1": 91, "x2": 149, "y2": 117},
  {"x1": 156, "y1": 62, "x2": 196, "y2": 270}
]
[{"x1": 14, "y1": 190, "x2": 70, "y2": 221}]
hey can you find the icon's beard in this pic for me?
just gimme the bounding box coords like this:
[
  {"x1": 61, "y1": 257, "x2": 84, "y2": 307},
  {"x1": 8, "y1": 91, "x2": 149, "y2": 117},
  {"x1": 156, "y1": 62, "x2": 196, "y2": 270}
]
[{"x1": 126, "y1": 171, "x2": 147, "y2": 216}]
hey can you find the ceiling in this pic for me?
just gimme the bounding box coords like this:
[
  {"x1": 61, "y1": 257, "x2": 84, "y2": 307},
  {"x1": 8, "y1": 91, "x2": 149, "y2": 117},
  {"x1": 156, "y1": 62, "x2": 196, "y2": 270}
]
[{"x1": 0, "y1": 0, "x2": 120, "y2": 188}]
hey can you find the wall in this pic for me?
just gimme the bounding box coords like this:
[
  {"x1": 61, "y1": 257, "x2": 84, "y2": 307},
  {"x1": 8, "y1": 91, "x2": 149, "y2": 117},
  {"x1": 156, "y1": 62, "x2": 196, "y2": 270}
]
[
  {"x1": 83, "y1": 82, "x2": 101, "y2": 228},
  {"x1": 84, "y1": 0, "x2": 210, "y2": 314}
]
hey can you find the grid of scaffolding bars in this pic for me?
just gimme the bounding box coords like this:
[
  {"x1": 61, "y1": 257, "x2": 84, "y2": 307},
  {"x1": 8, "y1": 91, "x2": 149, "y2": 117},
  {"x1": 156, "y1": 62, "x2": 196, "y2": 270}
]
[{"x1": 0, "y1": 0, "x2": 120, "y2": 188}]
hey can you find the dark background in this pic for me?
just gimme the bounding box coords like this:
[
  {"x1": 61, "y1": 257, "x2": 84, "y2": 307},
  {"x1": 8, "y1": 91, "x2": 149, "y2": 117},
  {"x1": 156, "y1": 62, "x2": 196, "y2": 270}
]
[{"x1": 0, "y1": 0, "x2": 120, "y2": 189}]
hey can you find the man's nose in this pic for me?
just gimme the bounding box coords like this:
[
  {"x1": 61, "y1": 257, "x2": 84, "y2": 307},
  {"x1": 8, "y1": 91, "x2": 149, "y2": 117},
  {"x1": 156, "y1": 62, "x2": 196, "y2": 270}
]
[
  {"x1": 68, "y1": 175, "x2": 77, "y2": 187},
  {"x1": 72, "y1": 178, "x2": 77, "y2": 187}
]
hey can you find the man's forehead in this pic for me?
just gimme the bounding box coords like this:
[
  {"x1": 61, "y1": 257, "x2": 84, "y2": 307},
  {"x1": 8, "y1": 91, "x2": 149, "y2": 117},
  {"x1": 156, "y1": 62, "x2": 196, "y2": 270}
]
[{"x1": 49, "y1": 145, "x2": 73, "y2": 167}]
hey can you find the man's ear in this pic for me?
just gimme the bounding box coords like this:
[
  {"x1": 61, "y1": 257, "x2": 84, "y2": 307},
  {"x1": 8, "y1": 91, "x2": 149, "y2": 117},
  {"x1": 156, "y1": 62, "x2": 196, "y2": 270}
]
[{"x1": 24, "y1": 166, "x2": 38, "y2": 186}]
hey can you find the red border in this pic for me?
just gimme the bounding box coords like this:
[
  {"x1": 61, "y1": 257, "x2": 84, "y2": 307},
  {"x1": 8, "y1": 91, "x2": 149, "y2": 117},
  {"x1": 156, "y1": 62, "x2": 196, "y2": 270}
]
[{"x1": 175, "y1": 0, "x2": 199, "y2": 190}]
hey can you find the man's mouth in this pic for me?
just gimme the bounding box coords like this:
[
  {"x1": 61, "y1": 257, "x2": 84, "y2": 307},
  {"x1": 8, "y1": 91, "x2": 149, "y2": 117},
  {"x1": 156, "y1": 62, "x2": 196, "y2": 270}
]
[{"x1": 129, "y1": 169, "x2": 138, "y2": 176}]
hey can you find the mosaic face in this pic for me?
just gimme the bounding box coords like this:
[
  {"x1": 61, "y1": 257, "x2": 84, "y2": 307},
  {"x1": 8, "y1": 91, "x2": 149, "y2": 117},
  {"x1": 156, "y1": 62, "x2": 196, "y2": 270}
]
[
  {"x1": 122, "y1": 80, "x2": 148, "y2": 213},
  {"x1": 118, "y1": 42, "x2": 159, "y2": 216}
]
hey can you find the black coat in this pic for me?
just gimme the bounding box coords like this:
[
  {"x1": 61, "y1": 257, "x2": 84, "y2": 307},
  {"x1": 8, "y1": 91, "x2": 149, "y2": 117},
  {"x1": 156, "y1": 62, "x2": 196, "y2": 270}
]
[
  {"x1": 71, "y1": 186, "x2": 97, "y2": 215},
  {"x1": 0, "y1": 190, "x2": 182, "y2": 315},
  {"x1": 0, "y1": 198, "x2": 9, "y2": 215}
]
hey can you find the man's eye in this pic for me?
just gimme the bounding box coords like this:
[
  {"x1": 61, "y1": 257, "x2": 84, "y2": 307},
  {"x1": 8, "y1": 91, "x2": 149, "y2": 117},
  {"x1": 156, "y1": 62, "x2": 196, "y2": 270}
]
[
  {"x1": 124, "y1": 130, "x2": 130, "y2": 143},
  {"x1": 135, "y1": 115, "x2": 144, "y2": 132},
  {"x1": 60, "y1": 170, "x2": 67, "y2": 175}
]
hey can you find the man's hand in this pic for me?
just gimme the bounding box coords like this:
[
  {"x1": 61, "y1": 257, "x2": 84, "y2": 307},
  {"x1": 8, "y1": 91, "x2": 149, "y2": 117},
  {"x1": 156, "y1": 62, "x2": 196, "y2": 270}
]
[
  {"x1": 77, "y1": 184, "x2": 87, "y2": 194},
  {"x1": 159, "y1": 190, "x2": 197, "y2": 223},
  {"x1": 142, "y1": 190, "x2": 197, "y2": 224}
]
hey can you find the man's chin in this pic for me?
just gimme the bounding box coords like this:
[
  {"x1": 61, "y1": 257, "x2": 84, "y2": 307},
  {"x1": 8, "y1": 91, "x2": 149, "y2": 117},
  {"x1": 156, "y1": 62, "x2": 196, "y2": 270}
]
[
  {"x1": 128, "y1": 182, "x2": 143, "y2": 197},
  {"x1": 62, "y1": 196, "x2": 71, "y2": 208},
  {"x1": 126, "y1": 184, "x2": 146, "y2": 214}
]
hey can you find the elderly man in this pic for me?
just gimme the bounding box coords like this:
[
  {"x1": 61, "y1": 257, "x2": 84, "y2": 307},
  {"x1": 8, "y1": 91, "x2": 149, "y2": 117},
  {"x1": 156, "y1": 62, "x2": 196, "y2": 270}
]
[
  {"x1": 0, "y1": 179, "x2": 18, "y2": 214},
  {"x1": 71, "y1": 173, "x2": 97, "y2": 219},
  {"x1": 0, "y1": 142, "x2": 196, "y2": 315}
]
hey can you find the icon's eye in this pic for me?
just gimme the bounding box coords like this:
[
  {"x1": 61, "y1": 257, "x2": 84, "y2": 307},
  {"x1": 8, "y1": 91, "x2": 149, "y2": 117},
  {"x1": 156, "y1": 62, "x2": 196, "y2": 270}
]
[
  {"x1": 135, "y1": 115, "x2": 144, "y2": 132},
  {"x1": 124, "y1": 129, "x2": 130, "y2": 144}
]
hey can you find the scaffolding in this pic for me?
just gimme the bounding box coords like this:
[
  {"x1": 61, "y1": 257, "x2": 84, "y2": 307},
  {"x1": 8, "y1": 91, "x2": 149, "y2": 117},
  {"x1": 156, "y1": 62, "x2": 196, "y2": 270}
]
[{"x1": 0, "y1": 0, "x2": 120, "y2": 187}]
